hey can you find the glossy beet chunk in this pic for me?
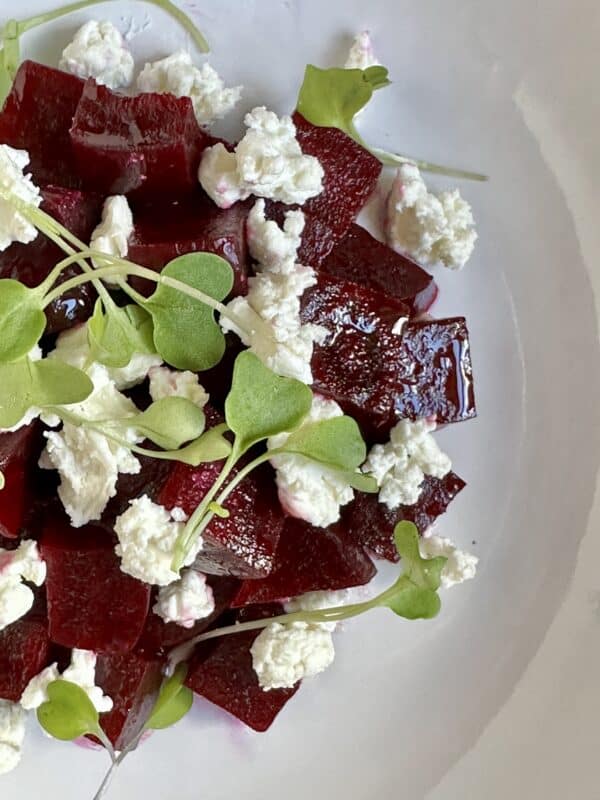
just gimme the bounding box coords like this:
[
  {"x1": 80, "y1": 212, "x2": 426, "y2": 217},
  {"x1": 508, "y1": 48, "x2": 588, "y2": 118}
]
[
  {"x1": 70, "y1": 82, "x2": 211, "y2": 197},
  {"x1": 41, "y1": 516, "x2": 150, "y2": 652},
  {"x1": 0, "y1": 186, "x2": 103, "y2": 333},
  {"x1": 186, "y1": 604, "x2": 299, "y2": 732},
  {"x1": 94, "y1": 651, "x2": 163, "y2": 748},
  {"x1": 128, "y1": 193, "x2": 249, "y2": 297},
  {"x1": 320, "y1": 223, "x2": 438, "y2": 315},
  {"x1": 0, "y1": 609, "x2": 50, "y2": 702},
  {"x1": 159, "y1": 462, "x2": 284, "y2": 579},
  {"x1": 231, "y1": 518, "x2": 375, "y2": 607},
  {"x1": 343, "y1": 473, "x2": 467, "y2": 561},
  {"x1": 0, "y1": 425, "x2": 43, "y2": 539},
  {"x1": 0, "y1": 61, "x2": 84, "y2": 188}
]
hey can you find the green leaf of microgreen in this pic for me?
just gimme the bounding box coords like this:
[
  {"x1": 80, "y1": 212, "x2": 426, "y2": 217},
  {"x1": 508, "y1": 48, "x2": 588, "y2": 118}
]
[
  {"x1": 0, "y1": 357, "x2": 93, "y2": 429},
  {"x1": 132, "y1": 397, "x2": 205, "y2": 451},
  {"x1": 88, "y1": 299, "x2": 155, "y2": 369},
  {"x1": 225, "y1": 351, "x2": 312, "y2": 455},
  {"x1": 36, "y1": 680, "x2": 102, "y2": 742},
  {"x1": 0, "y1": 279, "x2": 46, "y2": 363},
  {"x1": 145, "y1": 254, "x2": 233, "y2": 372},
  {"x1": 174, "y1": 424, "x2": 232, "y2": 466},
  {"x1": 144, "y1": 664, "x2": 193, "y2": 731}
]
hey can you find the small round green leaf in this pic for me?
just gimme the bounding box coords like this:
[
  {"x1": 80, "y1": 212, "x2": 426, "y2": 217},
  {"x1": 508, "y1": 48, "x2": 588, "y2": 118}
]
[
  {"x1": 174, "y1": 424, "x2": 232, "y2": 466},
  {"x1": 133, "y1": 397, "x2": 205, "y2": 450},
  {"x1": 145, "y1": 664, "x2": 194, "y2": 731},
  {"x1": 296, "y1": 65, "x2": 376, "y2": 137},
  {"x1": 0, "y1": 279, "x2": 46, "y2": 363},
  {"x1": 386, "y1": 581, "x2": 442, "y2": 620},
  {"x1": 88, "y1": 300, "x2": 156, "y2": 369},
  {"x1": 36, "y1": 680, "x2": 101, "y2": 741},
  {"x1": 276, "y1": 416, "x2": 367, "y2": 471}
]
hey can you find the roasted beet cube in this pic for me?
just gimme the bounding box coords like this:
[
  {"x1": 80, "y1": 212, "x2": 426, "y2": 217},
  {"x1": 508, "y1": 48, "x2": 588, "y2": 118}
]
[
  {"x1": 0, "y1": 612, "x2": 50, "y2": 702},
  {"x1": 186, "y1": 604, "x2": 299, "y2": 732},
  {"x1": 136, "y1": 576, "x2": 240, "y2": 658},
  {"x1": 0, "y1": 185, "x2": 103, "y2": 333},
  {"x1": 320, "y1": 223, "x2": 438, "y2": 315},
  {"x1": 0, "y1": 61, "x2": 84, "y2": 188},
  {"x1": 70, "y1": 82, "x2": 211, "y2": 197},
  {"x1": 94, "y1": 651, "x2": 164, "y2": 748},
  {"x1": 41, "y1": 516, "x2": 150, "y2": 653},
  {"x1": 343, "y1": 473, "x2": 466, "y2": 561},
  {"x1": 103, "y1": 453, "x2": 172, "y2": 524},
  {"x1": 158, "y1": 462, "x2": 284, "y2": 579},
  {"x1": 127, "y1": 193, "x2": 249, "y2": 297},
  {"x1": 231, "y1": 518, "x2": 375, "y2": 607},
  {"x1": 0, "y1": 424, "x2": 43, "y2": 539}
]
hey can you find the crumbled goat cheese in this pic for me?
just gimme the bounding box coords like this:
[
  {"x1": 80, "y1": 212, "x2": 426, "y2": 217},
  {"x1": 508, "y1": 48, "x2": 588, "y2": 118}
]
[
  {"x1": 345, "y1": 30, "x2": 379, "y2": 70},
  {"x1": 153, "y1": 569, "x2": 214, "y2": 627},
  {"x1": 0, "y1": 540, "x2": 46, "y2": 632},
  {"x1": 251, "y1": 621, "x2": 335, "y2": 690},
  {"x1": 386, "y1": 164, "x2": 477, "y2": 270},
  {"x1": 0, "y1": 700, "x2": 26, "y2": 776},
  {"x1": 419, "y1": 534, "x2": 478, "y2": 588},
  {"x1": 20, "y1": 649, "x2": 113, "y2": 713},
  {"x1": 247, "y1": 198, "x2": 305, "y2": 273},
  {"x1": 51, "y1": 323, "x2": 162, "y2": 391},
  {"x1": 39, "y1": 363, "x2": 142, "y2": 527},
  {"x1": 363, "y1": 418, "x2": 451, "y2": 509},
  {"x1": 268, "y1": 395, "x2": 355, "y2": 527},
  {"x1": 285, "y1": 589, "x2": 358, "y2": 632},
  {"x1": 137, "y1": 51, "x2": 242, "y2": 125},
  {"x1": 148, "y1": 366, "x2": 209, "y2": 408},
  {"x1": 0, "y1": 145, "x2": 42, "y2": 252},
  {"x1": 90, "y1": 195, "x2": 134, "y2": 281},
  {"x1": 199, "y1": 106, "x2": 324, "y2": 208},
  {"x1": 114, "y1": 495, "x2": 202, "y2": 586},
  {"x1": 59, "y1": 20, "x2": 134, "y2": 89}
]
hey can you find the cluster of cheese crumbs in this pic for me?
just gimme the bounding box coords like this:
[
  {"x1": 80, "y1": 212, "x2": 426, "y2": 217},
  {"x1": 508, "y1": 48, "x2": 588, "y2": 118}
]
[{"x1": 0, "y1": 541, "x2": 46, "y2": 633}]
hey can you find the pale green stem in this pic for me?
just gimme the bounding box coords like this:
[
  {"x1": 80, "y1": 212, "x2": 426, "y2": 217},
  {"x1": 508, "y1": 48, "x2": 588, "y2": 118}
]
[{"x1": 372, "y1": 147, "x2": 489, "y2": 182}]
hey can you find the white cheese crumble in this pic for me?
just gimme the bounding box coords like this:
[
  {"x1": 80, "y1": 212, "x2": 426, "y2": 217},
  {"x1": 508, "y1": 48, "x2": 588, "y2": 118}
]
[
  {"x1": 247, "y1": 198, "x2": 305, "y2": 273},
  {"x1": 386, "y1": 164, "x2": 477, "y2": 270},
  {"x1": 137, "y1": 51, "x2": 242, "y2": 125},
  {"x1": 0, "y1": 145, "x2": 42, "y2": 252},
  {"x1": 284, "y1": 589, "x2": 357, "y2": 632},
  {"x1": 199, "y1": 107, "x2": 324, "y2": 208},
  {"x1": 268, "y1": 395, "x2": 355, "y2": 527},
  {"x1": 345, "y1": 31, "x2": 379, "y2": 70},
  {"x1": 59, "y1": 20, "x2": 134, "y2": 89},
  {"x1": 0, "y1": 700, "x2": 26, "y2": 776},
  {"x1": 153, "y1": 568, "x2": 214, "y2": 627},
  {"x1": 90, "y1": 195, "x2": 134, "y2": 281},
  {"x1": 251, "y1": 621, "x2": 335, "y2": 690},
  {"x1": 0, "y1": 540, "x2": 46, "y2": 633},
  {"x1": 20, "y1": 649, "x2": 113, "y2": 713},
  {"x1": 39, "y1": 363, "x2": 142, "y2": 527},
  {"x1": 363, "y1": 418, "x2": 451, "y2": 509},
  {"x1": 419, "y1": 534, "x2": 478, "y2": 588},
  {"x1": 148, "y1": 366, "x2": 209, "y2": 408},
  {"x1": 114, "y1": 495, "x2": 202, "y2": 586}
]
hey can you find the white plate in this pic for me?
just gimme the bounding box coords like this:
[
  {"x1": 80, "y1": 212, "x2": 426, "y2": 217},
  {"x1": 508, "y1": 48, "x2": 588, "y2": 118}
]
[{"x1": 3, "y1": 1, "x2": 600, "y2": 798}]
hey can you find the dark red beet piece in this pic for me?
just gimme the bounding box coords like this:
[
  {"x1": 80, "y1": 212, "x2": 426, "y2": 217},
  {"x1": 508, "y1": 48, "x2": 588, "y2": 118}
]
[
  {"x1": 186, "y1": 604, "x2": 299, "y2": 732},
  {"x1": 94, "y1": 651, "x2": 164, "y2": 748},
  {"x1": 0, "y1": 611, "x2": 50, "y2": 702},
  {"x1": 0, "y1": 61, "x2": 84, "y2": 188},
  {"x1": 231, "y1": 518, "x2": 375, "y2": 607},
  {"x1": 158, "y1": 462, "x2": 284, "y2": 579},
  {"x1": 320, "y1": 223, "x2": 438, "y2": 315},
  {"x1": 343, "y1": 473, "x2": 467, "y2": 561},
  {"x1": 128, "y1": 193, "x2": 249, "y2": 297},
  {"x1": 102, "y1": 453, "x2": 172, "y2": 524},
  {"x1": 0, "y1": 186, "x2": 103, "y2": 333},
  {"x1": 0, "y1": 424, "x2": 43, "y2": 539},
  {"x1": 70, "y1": 82, "x2": 211, "y2": 198},
  {"x1": 136, "y1": 575, "x2": 240, "y2": 658},
  {"x1": 41, "y1": 516, "x2": 150, "y2": 653}
]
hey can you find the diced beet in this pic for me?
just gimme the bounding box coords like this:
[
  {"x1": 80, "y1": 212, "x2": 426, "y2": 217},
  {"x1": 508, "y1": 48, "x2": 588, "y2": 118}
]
[
  {"x1": 0, "y1": 611, "x2": 50, "y2": 702},
  {"x1": 127, "y1": 193, "x2": 249, "y2": 297},
  {"x1": 103, "y1": 453, "x2": 172, "y2": 524},
  {"x1": 94, "y1": 651, "x2": 164, "y2": 748},
  {"x1": 343, "y1": 473, "x2": 467, "y2": 561},
  {"x1": 392, "y1": 318, "x2": 477, "y2": 425},
  {"x1": 0, "y1": 424, "x2": 43, "y2": 539},
  {"x1": 41, "y1": 516, "x2": 150, "y2": 653},
  {"x1": 301, "y1": 273, "x2": 410, "y2": 438},
  {"x1": 231, "y1": 518, "x2": 375, "y2": 607},
  {"x1": 185, "y1": 604, "x2": 299, "y2": 732},
  {"x1": 70, "y1": 82, "x2": 211, "y2": 198},
  {"x1": 158, "y1": 462, "x2": 284, "y2": 579},
  {"x1": 136, "y1": 575, "x2": 240, "y2": 658},
  {"x1": 0, "y1": 186, "x2": 103, "y2": 333},
  {"x1": 320, "y1": 223, "x2": 438, "y2": 315},
  {"x1": 0, "y1": 61, "x2": 84, "y2": 188}
]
